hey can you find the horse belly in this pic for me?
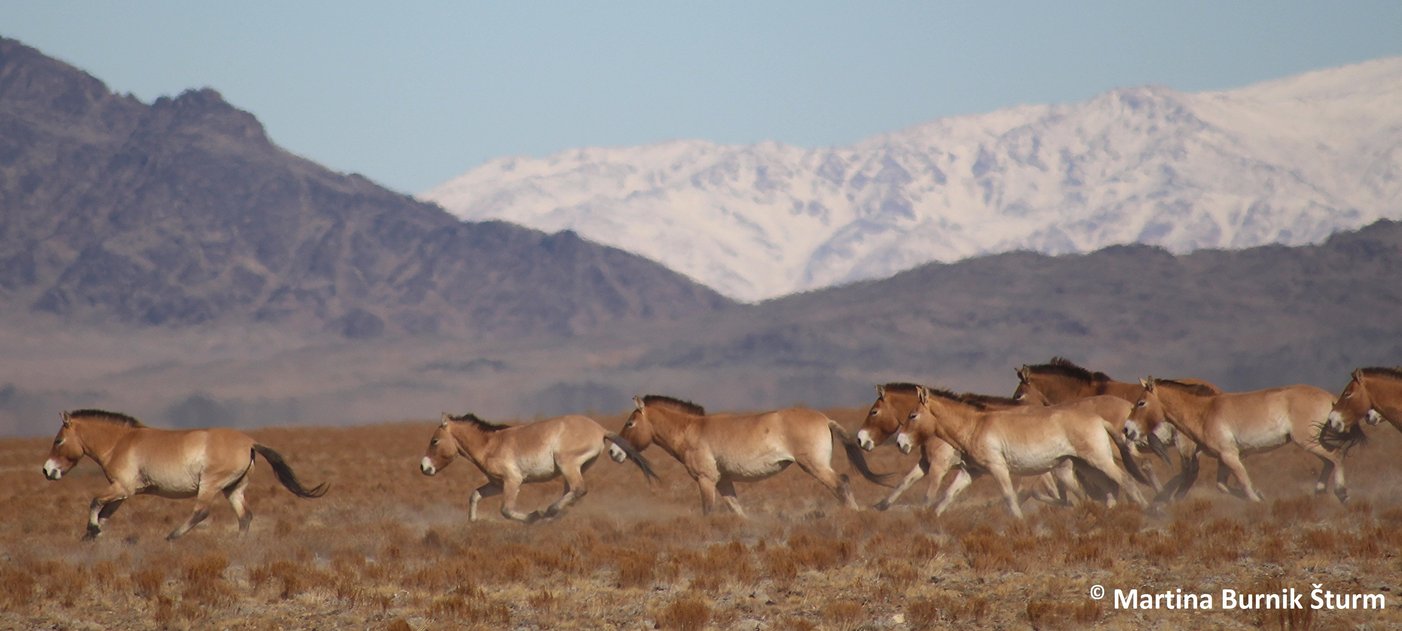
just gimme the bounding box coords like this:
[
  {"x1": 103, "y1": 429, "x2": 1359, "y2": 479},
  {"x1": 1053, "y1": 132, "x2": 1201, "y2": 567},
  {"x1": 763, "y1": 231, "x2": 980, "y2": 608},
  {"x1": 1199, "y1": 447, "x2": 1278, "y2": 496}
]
[
  {"x1": 717, "y1": 451, "x2": 791, "y2": 481},
  {"x1": 508, "y1": 449, "x2": 562, "y2": 482},
  {"x1": 1234, "y1": 426, "x2": 1290, "y2": 454},
  {"x1": 141, "y1": 468, "x2": 201, "y2": 497},
  {"x1": 999, "y1": 442, "x2": 1067, "y2": 475}
]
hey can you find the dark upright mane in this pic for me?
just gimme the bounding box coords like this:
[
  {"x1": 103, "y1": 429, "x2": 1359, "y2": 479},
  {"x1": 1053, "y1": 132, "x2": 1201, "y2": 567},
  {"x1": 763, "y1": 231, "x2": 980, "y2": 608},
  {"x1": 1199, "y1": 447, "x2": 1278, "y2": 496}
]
[
  {"x1": 1023, "y1": 357, "x2": 1108, "y2": 384},
  {"x1": 640, "y1": 395, "x2": 706, "y2": 416},
  {"x1": 879, "y1": 382, "x2": 924, "y2": 395},
  {"x1": 1360, "y1": 367, "x2": 1402, "y2": 381},
  {"x1": 959, "y1": 392, "x2": 1024, "y2": 409},
  {"x1": 922, "y1": 387, "x2": 985, "y2": 410},
  {"x1": 447, "y1": 412, "x2": 512, "y2": 432},
  {"x1": 66, "y1": 409, "x2": 144, "y2": 428},
  {"x1": 1152, "y1": 378, "x2": 1219, "y2": 397}
]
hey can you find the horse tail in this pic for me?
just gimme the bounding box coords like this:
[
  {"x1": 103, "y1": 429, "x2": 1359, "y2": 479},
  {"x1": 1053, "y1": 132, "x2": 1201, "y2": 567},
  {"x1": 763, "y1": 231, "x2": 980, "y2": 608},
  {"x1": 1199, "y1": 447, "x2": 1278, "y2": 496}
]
[
  {"x1": 604, "y1": 433, "x2": 659, "y2": 484},
  {"x1": 1107, "y1": 428, "x2": 1152, "y2": 487},
  {"x1": 827, "y1": 419, "x2": 898, "y2": 487},
  {"x1": 252, "y1": 444, "x2": 329, "y2": 499}
]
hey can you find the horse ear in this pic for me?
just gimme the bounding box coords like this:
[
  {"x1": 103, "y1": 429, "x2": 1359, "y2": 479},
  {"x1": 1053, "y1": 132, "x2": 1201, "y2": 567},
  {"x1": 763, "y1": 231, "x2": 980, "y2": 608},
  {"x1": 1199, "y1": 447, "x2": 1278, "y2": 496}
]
[
  {"x1": 875, "y1": 384, "x2": 886, "y2": 399},
  {"x1": 633, "y1": 396, "x2": 645, "y2": 411},
  {"x1": 60, "y1": 410, "x2": 72, "y2": 427},
  {"x1": 1016, "y1": 366, "x2": 1030, "y2": 383},
  {"x1": 916, "y1": 386, "x2": 929, "y2": 405},
  {"x1": 1141, "y1": 377, "x2": 1155, "y2": 391},
  {"x1": 439, "y1": 413, "x2": 451, "y2": 427},
  {"x1": 1352, "y1": 368, "x2": 1364, "y2": 382}
]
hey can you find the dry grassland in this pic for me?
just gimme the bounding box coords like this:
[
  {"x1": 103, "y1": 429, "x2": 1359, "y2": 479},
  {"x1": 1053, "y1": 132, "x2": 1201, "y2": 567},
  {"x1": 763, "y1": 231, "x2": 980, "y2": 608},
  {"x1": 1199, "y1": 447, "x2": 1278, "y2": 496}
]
[{"x1": 3, "y1": 409, "x2": 1401, "y2": 630}]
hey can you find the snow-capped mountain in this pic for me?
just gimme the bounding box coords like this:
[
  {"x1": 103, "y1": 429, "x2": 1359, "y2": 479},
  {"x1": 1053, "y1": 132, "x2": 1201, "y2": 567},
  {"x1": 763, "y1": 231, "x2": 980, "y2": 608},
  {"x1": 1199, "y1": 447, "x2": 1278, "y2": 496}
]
[{"x1": 423, "y1": 57, "x2": 1402, "y2": 302}]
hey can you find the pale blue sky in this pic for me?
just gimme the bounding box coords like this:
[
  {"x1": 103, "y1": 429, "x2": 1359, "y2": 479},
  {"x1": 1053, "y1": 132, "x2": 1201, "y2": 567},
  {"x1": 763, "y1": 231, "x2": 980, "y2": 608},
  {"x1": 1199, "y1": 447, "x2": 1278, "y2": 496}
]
[{"x1": 5, "y1": 2, "x2": 1401, "y2": 194}]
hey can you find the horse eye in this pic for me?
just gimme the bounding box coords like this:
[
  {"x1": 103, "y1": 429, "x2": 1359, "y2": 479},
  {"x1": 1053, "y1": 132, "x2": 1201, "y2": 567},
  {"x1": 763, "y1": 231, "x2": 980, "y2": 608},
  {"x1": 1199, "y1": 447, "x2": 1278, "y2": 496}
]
[
  {"x1": 1136, "y1": 400, "x2": 1147, "y2": 408},
  {"x1": 624, "y1": 420, "x2": 634, "y2": 428},
  {"x1": 430, "y1": 438, "x2": 439, "y2": 446},
  {"x1": 53, "y1": 438, "x2": 64, "y2": 446},
  {"x1": 1342, "y1": 392, "x2": 1352, "y2": 399},
  {"x1": 868, "y1": 408, "x2": 878, "y2": 416}
]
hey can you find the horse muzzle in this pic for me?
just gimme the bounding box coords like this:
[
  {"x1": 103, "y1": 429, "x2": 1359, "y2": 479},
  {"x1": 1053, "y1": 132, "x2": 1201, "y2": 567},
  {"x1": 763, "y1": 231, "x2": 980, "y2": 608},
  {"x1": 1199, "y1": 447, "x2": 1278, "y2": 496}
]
[
  {"x1": 856, "y1": 429, "x2": 875, "y2": 452},
  {"x1": 419, "y1": 457, "x2": 437, "y2": 476},
  {"x1": 1366, "y1": 410, "x2": 1384, "y2": 426},
  {"x1": 42, "y1": 459, "x2": 63, "y2": 480},
  {"x1": 1325, "y1": 411, "x2": 1345, "y2": 432},
  {"x1": 895, "y1": 433, "x2": 913, "y2": 455}
]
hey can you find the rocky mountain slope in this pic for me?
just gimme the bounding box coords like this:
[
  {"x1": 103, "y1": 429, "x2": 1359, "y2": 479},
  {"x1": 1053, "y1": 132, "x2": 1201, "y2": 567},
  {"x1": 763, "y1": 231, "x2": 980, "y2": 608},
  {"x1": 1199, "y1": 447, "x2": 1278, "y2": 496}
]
[{"x1": 0, "y1": 37, "x2": 730, "y2": 340}]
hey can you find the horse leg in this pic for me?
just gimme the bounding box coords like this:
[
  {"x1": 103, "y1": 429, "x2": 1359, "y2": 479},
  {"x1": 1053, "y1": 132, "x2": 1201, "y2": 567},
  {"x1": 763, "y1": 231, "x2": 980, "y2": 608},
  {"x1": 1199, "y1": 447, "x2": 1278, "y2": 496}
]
[
  {"x1": 989, "y1": 465, "x2": 1025, "y2": 519},
  {"x1": 223, "y1": 475, "x2": 253, "y2": 533},
  {"x1": 1216, "y1": 449, "x2": 1263, "y2": 502},
  {"x1": 1082, "y1": 449, "x2": 1147, "y2": 508},
  {"x1": 546, "y1": 463, "x2": 588, "y2": 518},
  {"x1": 469, "y1": 482, "x2": 502, "y2": 522},
  {"x1": 696, "y1": 476, "x2": 721, "y2": 515},
  {"x1": 1162, "y1": 443, "x2": 1201, "y2": 503},
  {"x1": 796, "y1": 458, "x2": 859, "y2": 510},
  {"x1": 1047, "y1": 462, "x2": 1085, "y2": 506},
  {"x1": 920, "y1": 442, "x2": 959, "y2": 507},
  {"x1": 717, "y1": 478, "x2": 746, "y2": 517},
  {"x1": 84, "y1": 483, "x2": 129, "y2": 541},
  {"x1": 168, "y1": 488, "x2": 222, "y2": 540},
  {"x1": 933, "y1": 467, "x2": 975, "y2": 516},
  {"x1": 498, "y1": 477, "x2": 538, "y2": 523},
  {"x1": 1300, "y1": 442, "x2": 1348, "y2": 503},
  {"x1": 875, "y1": 460, "x2": 929, "y2": 511}
]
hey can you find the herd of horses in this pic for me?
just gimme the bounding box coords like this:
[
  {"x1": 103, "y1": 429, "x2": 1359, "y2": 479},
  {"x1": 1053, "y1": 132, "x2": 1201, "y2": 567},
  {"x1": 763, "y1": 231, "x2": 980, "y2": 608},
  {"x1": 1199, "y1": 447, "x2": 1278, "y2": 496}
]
[{"x1": 39, "y1": 358, "x2": 1402, "y2": 539}]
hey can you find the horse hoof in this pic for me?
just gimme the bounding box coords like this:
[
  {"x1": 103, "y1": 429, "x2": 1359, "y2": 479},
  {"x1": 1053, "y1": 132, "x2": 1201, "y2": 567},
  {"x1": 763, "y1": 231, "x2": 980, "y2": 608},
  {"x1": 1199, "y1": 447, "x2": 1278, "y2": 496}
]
[{"x1": 874, "y1": 501, "x2": 891, "y2": 512}]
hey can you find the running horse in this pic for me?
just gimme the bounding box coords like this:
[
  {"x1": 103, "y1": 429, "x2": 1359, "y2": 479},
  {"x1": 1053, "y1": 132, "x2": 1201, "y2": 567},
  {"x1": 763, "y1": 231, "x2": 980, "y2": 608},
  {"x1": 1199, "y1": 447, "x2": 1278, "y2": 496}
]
[
  {"x1": 1327, "y1": 367, "x2": 1402, "y2": 437},
  {"x1": 1124, "y1": 378, "x2": 1348, "y2": 503},
  {"x1": 1014, "y1": 357, "x2": 1220, "y2": 499},
  {"x1": 620, "y1": 395, "x2": 894, "y2": 516},
  {"x1": 857, "y1": 383, "x2": 1105, "y2": 510},
  {"x1": 420, "y1": 412, "x2": 658, "y2": 522},
  {"x1": 896, "y1": 386, "x2": 1148, "y2": 519},
  {"x1": 42, "y1": 409, "x2": 327, "y2": 541}
]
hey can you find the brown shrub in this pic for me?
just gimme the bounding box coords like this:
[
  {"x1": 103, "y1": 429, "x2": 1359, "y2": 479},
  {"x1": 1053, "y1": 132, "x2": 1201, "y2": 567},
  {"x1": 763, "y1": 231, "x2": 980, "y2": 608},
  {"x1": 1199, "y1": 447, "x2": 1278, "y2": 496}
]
[
  {"x1": 820, "y1": 599, "x2": 864, "y2": 631},
  {"x1": 1026, "y1": 598, "x2": 1102, "y2": 629},
  {"x1": 658, "y1": 593, "x2": 711, "y2": 631}
]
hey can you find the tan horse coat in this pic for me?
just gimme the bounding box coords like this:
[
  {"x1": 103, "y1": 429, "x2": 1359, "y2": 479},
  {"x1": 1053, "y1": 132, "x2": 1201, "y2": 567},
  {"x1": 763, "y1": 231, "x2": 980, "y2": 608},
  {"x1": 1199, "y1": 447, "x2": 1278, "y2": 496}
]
[
  {"x1": 1015, "y1": 358, "x2": 1218, "y2": 499},
  {"x1": 420, "y1": 413, "x2": 656, "y2": 522},
  {"x1": 1125, "y1": 379, "x2": 1346, "y2": 502},
  {"x1": 42, "y1": 409, "x2": 326, "y2": 540},
  {"x1": 1328, "y1": 367, "x2": 1402, "y2": 435},
  {"x1": 898, "y1": 387, "x2": 1147, "y2": 518},
  {"x1": 620, "y1": 395, "x2": 891, "y2": 516}
]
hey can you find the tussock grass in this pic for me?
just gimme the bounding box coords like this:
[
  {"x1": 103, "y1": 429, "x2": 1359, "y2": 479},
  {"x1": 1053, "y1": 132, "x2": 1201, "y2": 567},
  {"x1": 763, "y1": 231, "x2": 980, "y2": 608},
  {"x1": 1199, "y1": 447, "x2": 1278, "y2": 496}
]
[{"x1": 5, "y1": 414, "x2": 1402, "y2": 629}]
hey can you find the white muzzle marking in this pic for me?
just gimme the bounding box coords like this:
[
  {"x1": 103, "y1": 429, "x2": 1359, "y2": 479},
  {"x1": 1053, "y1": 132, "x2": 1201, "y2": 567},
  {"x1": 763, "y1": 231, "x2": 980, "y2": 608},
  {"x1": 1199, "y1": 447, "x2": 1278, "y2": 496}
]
[
  {"x1": 895, "y1": 432, "x2": 913, "y2": 454},
  {"x1": 856, "y1": 429, "x2": 875, "y2": 451},
  {"x1": 1326, "y1": 410, "x2": 1345, "y2": 432},
  {"x1": 419, "y1": 457, "x2": 436, "y2": 476},
  {"x1": 43, "y1": 459, "x2": 62, "y2": 480},
  {"x1": 608, "y1": 443, "x2": 627, "y2": 462},
  {"x1": 1367, "y1": 409, "x2": 1384, "y2": 426},
  {"x1": 1123, "y1": 420, "x2": 1142, "y2": 443}
]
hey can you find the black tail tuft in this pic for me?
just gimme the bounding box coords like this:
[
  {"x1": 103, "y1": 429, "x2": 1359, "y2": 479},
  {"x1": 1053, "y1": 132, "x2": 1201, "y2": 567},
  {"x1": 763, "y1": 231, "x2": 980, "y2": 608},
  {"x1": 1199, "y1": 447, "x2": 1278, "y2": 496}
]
[
  {"x1": 252, "y1": 444, "x2": 328, "y2": 498},
  {"x1": 829, "y1": 420, "x2": 899, "y2": 487},
  {"x1": 605, "y1": 434, "x2": 659, "y2": 483}
]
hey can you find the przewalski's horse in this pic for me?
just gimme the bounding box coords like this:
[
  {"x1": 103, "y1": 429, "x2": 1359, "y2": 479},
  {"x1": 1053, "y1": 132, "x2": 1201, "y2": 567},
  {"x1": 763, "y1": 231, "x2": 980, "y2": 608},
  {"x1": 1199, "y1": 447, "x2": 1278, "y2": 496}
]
[
  {"x1": 620, "y1": 395, "x2": 894, "y2": 516},
  {"x1": 858, "y1": 384, "x2": 1096, "y2": 510},
  {"x1": 1014, "y1": 358, "x2": 1219, "y2": 497},
  {"x1": 42, "y1": 409, "x2": 327, "y2": 541},
  {"x1": 1124, "y1": 378, "x2": 1348, "y2": 503},
  {"x1": 1327, "y1": 367, "x2": 1402, "y2": 437},
  {"x1": 896, "y1": 386, "x2": 1147, "y2": 519},
  {"x1": 420, "y1": 412, "x2": 657, "y2": 523}
]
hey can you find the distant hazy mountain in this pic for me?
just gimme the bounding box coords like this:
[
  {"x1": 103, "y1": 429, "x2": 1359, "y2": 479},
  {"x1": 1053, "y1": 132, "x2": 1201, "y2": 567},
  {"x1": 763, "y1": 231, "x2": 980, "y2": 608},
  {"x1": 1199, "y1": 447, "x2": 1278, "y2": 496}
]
[
  {"x1": 425, "y1": 57, "x2": 1402, "y2": 302},
  {"x1": 0, "y1": 37, "x2": 730, "y2": 339}
]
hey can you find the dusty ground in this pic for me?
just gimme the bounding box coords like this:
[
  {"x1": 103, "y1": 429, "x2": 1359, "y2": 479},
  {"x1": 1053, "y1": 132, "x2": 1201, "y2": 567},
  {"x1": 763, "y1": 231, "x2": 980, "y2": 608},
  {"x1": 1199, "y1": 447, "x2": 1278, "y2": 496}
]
[{"x1": 3, "y1": 409, "x2": 1400, "y2": 630}]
